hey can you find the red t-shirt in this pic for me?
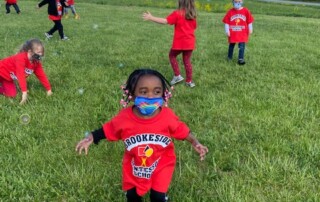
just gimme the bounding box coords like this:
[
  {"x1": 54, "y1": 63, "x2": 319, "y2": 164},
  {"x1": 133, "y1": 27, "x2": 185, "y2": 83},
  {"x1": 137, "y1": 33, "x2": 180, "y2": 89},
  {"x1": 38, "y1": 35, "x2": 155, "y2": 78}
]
[
  {"x1": 102, "y1": 107, "x2": 190, "y2": 196},
  {"x1": 0, "y1": 52, "x2": 51, "y2": 92},
  {"x1": 222, "y1": 7, "x2": 254, "y2": 43},
  {"x1": 166, "y1": 10, "x2": 197, "y2": 50}
]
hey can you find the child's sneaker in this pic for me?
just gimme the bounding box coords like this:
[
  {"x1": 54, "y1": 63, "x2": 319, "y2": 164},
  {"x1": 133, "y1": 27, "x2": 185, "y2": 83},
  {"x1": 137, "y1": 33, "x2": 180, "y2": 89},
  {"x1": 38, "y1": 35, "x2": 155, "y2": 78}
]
[
  {"x1": 170, "y1": 75, "x2": 184, "y2": 85},
  {"x1": 45, "y1": 32, "x2": 53, "y2": 39},
  {"x1": 238, "y1": 59, "x2": 246, "y2": 65},
  {"x1": 185, "y1": 81, "x2": 196, "y2": 88},
  {"x1": 61, "y1": 36, "x2": 69, "y2": 41},
  {"x1": 64, "y1": 14, "x2": 69, "y2": 19},
  {"x1": 74, "y1": 14, "x2": 80, "y2": 19}
]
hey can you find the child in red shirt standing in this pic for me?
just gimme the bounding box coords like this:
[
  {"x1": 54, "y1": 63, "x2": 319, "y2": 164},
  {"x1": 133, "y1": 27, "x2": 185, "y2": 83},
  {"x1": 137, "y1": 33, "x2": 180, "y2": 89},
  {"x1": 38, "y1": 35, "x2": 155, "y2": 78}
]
[
  {"x1": 0, "y1": 39, "x2": 52, "y2": 105},
  {"x1": 143, "y1": 0, "x2": 197, "y2": 88},
  {"x1": 37, "y1": 0, "x2": 69, "y2": 40},
  {"x1": 5, "y1": 0, "x2": 21, "y2": 14},
  {"x1": 223, "y1": 0, "x2": 254, "y2": 65},
  {"x1": 76, "y1": 69, "x2": 208, "y2": 201},
  {"x1": 63, "y1": 0, "x2": 79, "y2": 19}
]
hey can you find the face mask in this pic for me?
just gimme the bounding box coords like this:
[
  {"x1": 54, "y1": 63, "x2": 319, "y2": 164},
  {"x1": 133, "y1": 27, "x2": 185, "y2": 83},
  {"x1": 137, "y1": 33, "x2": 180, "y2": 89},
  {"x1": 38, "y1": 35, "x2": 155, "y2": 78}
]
[
  {"x1": 233, "y1": 2, "x2": 242, "y2": 9},
  {"x1": 32, "y1": 53, "x2": 42, "y2": 61},
  {"x1": 134, "y1": 96, "x2": 164, "y2": 116}
]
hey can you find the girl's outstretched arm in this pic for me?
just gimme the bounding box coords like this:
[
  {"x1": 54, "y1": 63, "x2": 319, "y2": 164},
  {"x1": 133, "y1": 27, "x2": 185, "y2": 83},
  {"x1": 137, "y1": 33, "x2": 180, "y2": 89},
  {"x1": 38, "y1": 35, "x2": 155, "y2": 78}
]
[
  {"x1": 143, "y1": 11, "x2": 167, "y2": 24},
  {"x1": 185, "y1": 132, "x2": 209, "y2": 161}
]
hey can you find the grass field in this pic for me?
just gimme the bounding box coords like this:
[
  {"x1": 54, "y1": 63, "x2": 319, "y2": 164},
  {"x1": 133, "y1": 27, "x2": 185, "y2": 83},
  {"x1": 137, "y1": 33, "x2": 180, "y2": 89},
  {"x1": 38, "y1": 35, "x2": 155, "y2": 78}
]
[{"x1": 0, "y1": 0, "x2": 320, "y2": 201}]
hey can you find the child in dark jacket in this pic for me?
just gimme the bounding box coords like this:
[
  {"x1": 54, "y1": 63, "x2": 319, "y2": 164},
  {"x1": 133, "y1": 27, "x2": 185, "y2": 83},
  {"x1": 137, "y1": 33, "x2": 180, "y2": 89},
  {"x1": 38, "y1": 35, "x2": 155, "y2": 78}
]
[{"x1": 37, "y1": 0, "x2": 69, "y2": 40}]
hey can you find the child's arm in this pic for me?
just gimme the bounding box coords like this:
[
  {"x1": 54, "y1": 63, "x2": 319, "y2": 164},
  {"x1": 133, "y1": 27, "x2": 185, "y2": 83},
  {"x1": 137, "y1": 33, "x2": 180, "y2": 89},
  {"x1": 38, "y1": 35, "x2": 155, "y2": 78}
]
[
  {"x1": 75, "y1": 128, "x2": 106, "y2": 155},
  {"x1": 143, "y1": 11, "x2": 167, "y2": 24},
  {"x1": 224, "y1": 24, "x2": 230, "y2": 37},
  {"x1": 185, "y1": 132, "x2": 208, "y2": 161},
  {"x1": 248, "y1": 23, "x2": 253, "y2": 34}
]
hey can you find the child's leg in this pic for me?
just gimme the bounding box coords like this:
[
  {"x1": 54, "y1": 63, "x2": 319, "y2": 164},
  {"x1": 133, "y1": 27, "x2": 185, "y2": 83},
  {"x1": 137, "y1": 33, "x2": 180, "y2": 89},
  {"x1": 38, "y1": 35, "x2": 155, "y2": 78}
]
[
  {"x1": 64, "y1": 7, "x2": 68, "y2": 15},
  {"x1": 126, "y1": 187, "x2": 142, "y2": 202},
  {"x1": 70, "y1": 5, "x2": 76, "y2": 15},
  {"x1": 238, "y1": 42, "x2": 246, "y2": 60},
  {"x1": 5, "y1": 3, "x2": 11, "y2": 14},
  {"x1": 12, "y1": 3, "x2": 20, "y2": 14},
  {"x1": 169, "y1": 49, "x2": 182, "y2": 76},
  {"x1": 48, "y1": 20, "x2": 59, "y2": 35},
  {"x1": 0, "y1": 77, "x2": 17, "y2": 97},
  {"x1": 182, "y1": 50, "x2": 193, "y2": 83},
  {"x1": 150, "y1": 189, "x2": 168, "y2": 202},
  {"x1": 228, "y1": 43, "x2": 236, "y2": 59},
  {"x1": 52, "y1": 20, "x2": 65, "y2": 39}
]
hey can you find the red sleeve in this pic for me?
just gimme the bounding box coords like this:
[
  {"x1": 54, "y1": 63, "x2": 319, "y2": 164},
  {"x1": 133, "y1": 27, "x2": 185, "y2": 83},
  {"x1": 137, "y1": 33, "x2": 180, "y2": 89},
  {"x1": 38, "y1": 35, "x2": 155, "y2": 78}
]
[
  {"x1": 14, "y1": 55, "x2": 28, "y2": 92},
  {"x1": 34, "y1": 62, "x2": 51, "y2": 91},
  {"x1": 246, "y1": 9, "x2": 254, "y2": 24},
  {"x1": 102, "y1": 111, "x2": 125, "y2": 141},
  {"x1": 167, "y1": 108, "x2": 190, "y2": 140},
  {"x1": 166, "y1": 10, "x2": 178, "y2": 25},
  {"x1": 222, "y1": 10, "x2": 231, "y2": 24}
]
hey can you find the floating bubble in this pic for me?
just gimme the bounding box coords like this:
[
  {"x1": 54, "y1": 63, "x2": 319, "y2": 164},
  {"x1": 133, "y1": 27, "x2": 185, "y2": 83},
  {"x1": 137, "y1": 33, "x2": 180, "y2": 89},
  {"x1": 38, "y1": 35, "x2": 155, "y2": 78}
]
[
  {"x1": 93, "y1": 24, "x2": 99, "y2": 29},
  {"x1": 78, "y1": 88, "x2": 84, "y2": 95},
  {"x1": 20, "y1": 114, "x2": 31, "y2": 124},
  {"x1": 118, "y1": 63, "x2": 124, "y2": 68},
  {"x1": 84, "y1": 131, "x2": 90, "y2": 138}
]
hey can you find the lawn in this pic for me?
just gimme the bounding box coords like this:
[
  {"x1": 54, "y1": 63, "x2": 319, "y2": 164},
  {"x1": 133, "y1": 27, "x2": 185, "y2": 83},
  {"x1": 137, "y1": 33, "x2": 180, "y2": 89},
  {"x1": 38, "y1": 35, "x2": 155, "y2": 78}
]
[{"x1": 0, "y1": 0, "x2": 319, "y2": 201}]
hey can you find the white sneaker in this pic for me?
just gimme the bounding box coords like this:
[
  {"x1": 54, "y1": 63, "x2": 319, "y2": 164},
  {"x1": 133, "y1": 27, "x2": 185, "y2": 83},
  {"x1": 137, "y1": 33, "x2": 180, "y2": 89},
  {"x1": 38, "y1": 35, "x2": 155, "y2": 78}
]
[
  {"x1": 170, "y1": 75, "x2": 184, "y2": 85},
  {"x1": 186, "y1": 81, "x2": 196, "y2": 88},
  {"x1": 45, "y1": 33, "x2": 53, "y2": 39},
  {"x1": 61, "y1": 36, "x2": 69, "y2": 40}
]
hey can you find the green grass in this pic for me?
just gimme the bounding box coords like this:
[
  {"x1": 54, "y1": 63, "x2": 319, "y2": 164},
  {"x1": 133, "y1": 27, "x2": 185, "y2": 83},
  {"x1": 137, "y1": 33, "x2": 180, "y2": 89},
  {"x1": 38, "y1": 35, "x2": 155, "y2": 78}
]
[{"x1": 1, "y1": 0, "x2": 320, "y2": 201}]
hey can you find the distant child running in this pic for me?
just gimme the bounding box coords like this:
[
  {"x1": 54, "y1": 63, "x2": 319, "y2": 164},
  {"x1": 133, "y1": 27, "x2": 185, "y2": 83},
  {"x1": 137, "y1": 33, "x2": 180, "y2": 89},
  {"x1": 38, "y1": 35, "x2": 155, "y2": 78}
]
[
  {"x1": 223, "y1": 0, "x2": 254, "y2": 65},
  {"x1": 76, "y1": 69, "x2": 208, "y2": 201},
  {"x1": 5, "y1": 0, "x2": 21, "y2": 14},
  {"x1": 143, "y1": 0, "x2": 197, "y2": 88},
  {"x1": 37, "y1": 0, "x2": 69, "y2": 40},
  {"x1": 63, "y1": 0, "x2": 79, "y2": 19},
  {"x1": 0, "y1": 39, "x2": 52, "y2": 105}
]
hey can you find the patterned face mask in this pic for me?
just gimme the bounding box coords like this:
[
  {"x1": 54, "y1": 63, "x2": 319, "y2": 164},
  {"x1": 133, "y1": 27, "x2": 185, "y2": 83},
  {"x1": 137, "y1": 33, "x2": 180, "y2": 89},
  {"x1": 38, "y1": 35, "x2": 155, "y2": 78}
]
[
  {"x1": 233, "y1": 2, "x2": 243, "y2": 9},
  {"x1": 32, "y1": 53, "x2": 42, "y2": 61},
  {"x1": 134, "y1": 96, "x2": 164, "y2": 116}
]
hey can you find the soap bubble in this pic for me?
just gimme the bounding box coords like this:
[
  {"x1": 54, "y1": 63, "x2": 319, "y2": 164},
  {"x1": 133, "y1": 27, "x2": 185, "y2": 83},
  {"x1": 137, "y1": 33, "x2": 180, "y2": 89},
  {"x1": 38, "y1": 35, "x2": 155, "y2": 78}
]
[
  {"x1": 20, "y1": 114, "x2": 31, "y2": 124},
  {"x1": 93, "y1": 24, "x2": 98, "y2": 29},
  {"x1": 118, "y1": 63, "x2": 124, "y2": 68},
  {"x1": 78, "y1": 88, "x2": 84, "y2": 95}
]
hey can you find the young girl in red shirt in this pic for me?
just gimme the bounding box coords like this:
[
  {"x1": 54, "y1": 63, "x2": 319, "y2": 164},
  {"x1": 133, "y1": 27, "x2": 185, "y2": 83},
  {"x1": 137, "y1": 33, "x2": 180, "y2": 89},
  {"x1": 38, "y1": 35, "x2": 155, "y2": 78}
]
[
  {"x1": 223, "y1": 0, "x2": 254, "y2": 65},
  {"x1": 0, "y1": 39, "x2": 52, "y2": 104},
  {"x1": 143, "y1": 0, "x2": 197, "y2": 88},
  {"x1": 37, "y1": 0, "x2": 69, "y2": 40},
  {"x1": 76, "y1": 69, "x2": 208, "y2": 202}
]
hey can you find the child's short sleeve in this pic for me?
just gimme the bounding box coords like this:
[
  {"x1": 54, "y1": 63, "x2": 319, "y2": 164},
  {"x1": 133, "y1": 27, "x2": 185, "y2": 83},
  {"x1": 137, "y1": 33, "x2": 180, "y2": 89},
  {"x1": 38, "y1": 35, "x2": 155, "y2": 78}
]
[
  {"x1": 166, "y1": 10, "x2": 178, "y2": 25},
  {"x1": 166, "y1": 108, "x2": 190, "y2": 140},
  {"x1": 246, "y1": 9, "x2": 254, "y2": 24},
  {"x1": 222, "y1": 10, "x2": 231, "y2": 24}
]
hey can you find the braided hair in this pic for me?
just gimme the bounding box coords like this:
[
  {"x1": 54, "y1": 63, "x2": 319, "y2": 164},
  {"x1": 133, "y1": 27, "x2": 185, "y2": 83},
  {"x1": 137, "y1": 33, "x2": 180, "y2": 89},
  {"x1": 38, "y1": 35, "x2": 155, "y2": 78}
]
[{"x1": 120, "y1": 69, "x2": 173, "y2": 107}]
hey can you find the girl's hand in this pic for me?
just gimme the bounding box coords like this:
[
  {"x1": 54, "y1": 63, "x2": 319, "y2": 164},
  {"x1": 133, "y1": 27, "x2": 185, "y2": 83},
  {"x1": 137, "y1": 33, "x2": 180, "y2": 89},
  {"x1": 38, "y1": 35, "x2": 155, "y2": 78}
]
[
  {"x1": 20, "y1": 92, "x2": 28, "y2": 105},
  {"x1": 192, "y1": 142, "x2": 209, "y2": 161},
  {"x1": 75, "y1": 134, "x2": 93, "y2": 155},
  {"x1": 47, "y1": 90, "x2": 53, "y2": 96},
  {"x1": 142, "y1": 11, "x2": 153, "y2": 21}
]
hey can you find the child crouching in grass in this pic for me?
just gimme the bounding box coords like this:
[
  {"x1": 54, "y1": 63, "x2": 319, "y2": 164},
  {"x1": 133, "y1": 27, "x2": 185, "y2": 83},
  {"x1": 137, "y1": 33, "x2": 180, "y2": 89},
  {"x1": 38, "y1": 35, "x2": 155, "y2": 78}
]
[{"x1": 0, "y1": 39, "x2": 52, "y2": 104}]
